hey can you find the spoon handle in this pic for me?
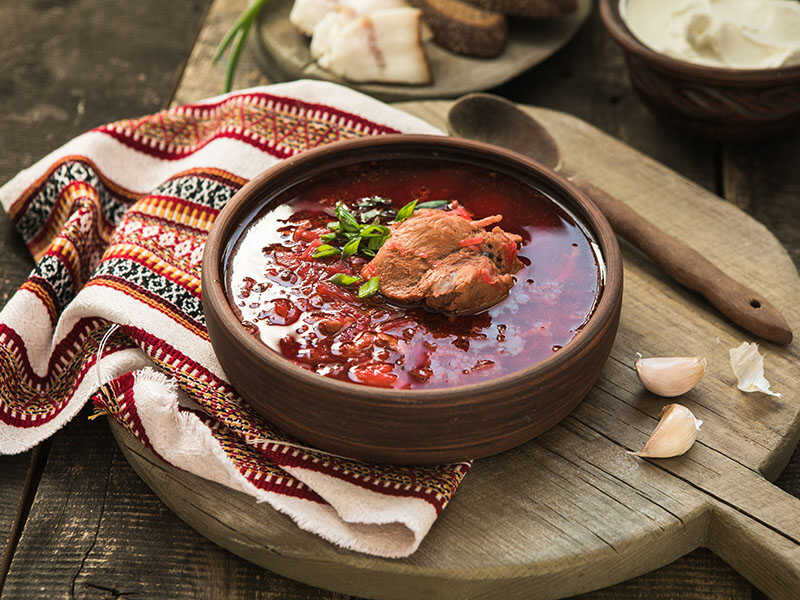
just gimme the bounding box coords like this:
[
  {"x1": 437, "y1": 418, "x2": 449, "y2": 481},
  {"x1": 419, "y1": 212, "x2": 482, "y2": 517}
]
[{"x1": 568, "y1": 175, "x2": 793, "y2": 345}]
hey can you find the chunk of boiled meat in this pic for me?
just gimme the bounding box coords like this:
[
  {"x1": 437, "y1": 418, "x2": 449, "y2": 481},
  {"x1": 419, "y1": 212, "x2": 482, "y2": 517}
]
[
  {"x1": 361, "y1": 204, "x2": 523, "y2": 315},
  {"x1": 420, "y1": 250, "x2": 515, "y2": 315},
  {"x1": 363, "y1": 208, "x2": 475, "y2": 300}
]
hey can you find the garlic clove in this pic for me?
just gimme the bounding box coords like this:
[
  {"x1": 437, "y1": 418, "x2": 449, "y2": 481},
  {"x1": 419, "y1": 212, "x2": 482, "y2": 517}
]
[
  {"x1": 729, "y1": 342, "x2": 782, "y2": 398},
  {"x1": 633, "y1": 403, "x2": 702, "y2": 458},
  {"x1": 635, "y1": 355, "x2": 707, "y2": 397}
]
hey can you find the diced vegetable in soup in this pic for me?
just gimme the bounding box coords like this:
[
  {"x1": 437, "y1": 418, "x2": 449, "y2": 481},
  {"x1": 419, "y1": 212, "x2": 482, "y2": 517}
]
[{"x1": 227, "y1": 160, "x2": 602, "y2": 389}]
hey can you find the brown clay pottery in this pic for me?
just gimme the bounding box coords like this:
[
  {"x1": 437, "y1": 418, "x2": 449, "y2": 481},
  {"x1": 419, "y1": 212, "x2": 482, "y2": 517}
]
[
  {"x1": 202, "y1": 135, "x2": 623, "y2": 464},
  {"x1": 600, "y1": 0, "x2": 800, "y2": 141}
]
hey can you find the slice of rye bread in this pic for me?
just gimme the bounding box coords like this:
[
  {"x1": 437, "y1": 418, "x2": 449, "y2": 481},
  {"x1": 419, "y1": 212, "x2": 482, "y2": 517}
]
[
  {"x1": 459, "y1": 0, "x2": 577, "y2": 18},
  {"x1": 407, "y1": 0, "x2": 507, "y2": 58}
]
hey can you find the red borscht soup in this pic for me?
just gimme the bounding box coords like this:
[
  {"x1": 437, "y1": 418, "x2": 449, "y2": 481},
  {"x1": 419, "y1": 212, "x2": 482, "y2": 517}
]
[{"x1": 226, "y1": 159, "x2": 603, "y2": 389}]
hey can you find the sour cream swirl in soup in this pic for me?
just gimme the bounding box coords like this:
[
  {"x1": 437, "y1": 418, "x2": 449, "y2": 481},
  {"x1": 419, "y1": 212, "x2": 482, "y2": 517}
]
[{"x1": 621, "y1": 0, "x2": 800, "y2": 69}]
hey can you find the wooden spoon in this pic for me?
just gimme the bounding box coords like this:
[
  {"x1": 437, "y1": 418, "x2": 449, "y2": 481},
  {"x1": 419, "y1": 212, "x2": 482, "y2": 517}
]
[{"x1": 448, "y1": 93, "x2": 793, "y2": 346}]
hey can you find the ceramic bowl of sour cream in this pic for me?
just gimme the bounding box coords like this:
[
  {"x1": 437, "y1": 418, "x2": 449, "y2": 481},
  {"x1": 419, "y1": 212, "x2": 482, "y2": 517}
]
[{"x1": 600, "y1": 0, "x2": 800, "y2": 140}]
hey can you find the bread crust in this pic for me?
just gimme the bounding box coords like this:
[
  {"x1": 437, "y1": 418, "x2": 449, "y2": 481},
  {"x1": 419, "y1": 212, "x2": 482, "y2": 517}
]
[
  {"x1": 459, "y1": 0, "x2": 577, "y2": 18},
  {"x1": 407, "y1": 0, "x2": 507, "y2": 58}
]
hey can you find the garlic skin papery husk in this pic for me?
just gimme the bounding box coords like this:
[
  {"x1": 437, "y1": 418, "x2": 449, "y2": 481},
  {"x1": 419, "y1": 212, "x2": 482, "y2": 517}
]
[
  {"x1": 634, "y1": 355, "x2": 707, "y2": 397},
  {"x1": 729, "y1": 341, "x2": 782, "y2": 398},
  {"x1": 634, "y1": 404, "x2": 703, "y2": 459}
]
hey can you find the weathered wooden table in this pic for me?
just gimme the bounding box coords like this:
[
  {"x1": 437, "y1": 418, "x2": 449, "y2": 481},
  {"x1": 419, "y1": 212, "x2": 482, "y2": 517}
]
[{"x1": 0, "y1": 0, "x2": 797, "y2": 597}]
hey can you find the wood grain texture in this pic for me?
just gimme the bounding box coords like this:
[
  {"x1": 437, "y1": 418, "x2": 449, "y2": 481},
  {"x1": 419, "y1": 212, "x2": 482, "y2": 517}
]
[
  {"x1": 1, "y1": 0, "x2": 794, "y2": 597},
  {"x1": 720, "y1": 80, "x2": 800, "y2": 600},
  {"x1": 116, "y1": 101, "x2": 800, "y2": 600},
  {"x1": 722, "y1": 133, "x2": 800, "y2": 270},
  {"x1": 172, "y1": 0, "x2": 268, "y2": 107},
  {"x1": 0, "y1": 456, "x2": 32, "y2": 593},
  {"x1": 494, "y1": 9, "x2": 719, "y2": 195},
  {"x1": 137, "y1": 1, "x2": 758, "y2": 596},
  {"x1": 567, "y1": 175, "x2": 791, "y2": 345},
  {"x1": 0, "y1": 88, "x2": 35, "y2": 595},
  {"x1": 0, "y1": 1, "x2": 228, "y2": 598},
  {"x1": 118, "y1": 0, "x2": 795, "y2": 597},
  {"x1": 3, "y1": 417, "x2": 342, "y2": 600}
]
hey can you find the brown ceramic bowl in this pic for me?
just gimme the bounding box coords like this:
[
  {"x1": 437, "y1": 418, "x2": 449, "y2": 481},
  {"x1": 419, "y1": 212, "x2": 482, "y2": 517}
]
[
  {"x1": 202, "y1": 135, "x2": 622, "y2": 464},
  {"x1": 600, "y1": 0, "x2": 800, "y2": 141}
]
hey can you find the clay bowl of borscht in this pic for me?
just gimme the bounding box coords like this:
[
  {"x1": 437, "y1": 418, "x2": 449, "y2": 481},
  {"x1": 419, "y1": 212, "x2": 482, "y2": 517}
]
[{"x1": 202, "y1": 135, "x2": 622, "y2": 465}]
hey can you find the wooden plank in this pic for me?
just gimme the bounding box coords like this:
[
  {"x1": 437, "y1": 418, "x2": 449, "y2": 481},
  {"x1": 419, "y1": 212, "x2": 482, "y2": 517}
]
[
  {"x1": 108, "y1": 100, "x2": 800, "y2": 598},
  {"x1": 497, "y1": 9, "x2": 718, "y2": 194},
  {"x1": 0, "y1": 1, "x2": 789, "y2": 599},
  {"x1": 173, "y1": 0, "x2": 268, "y2": 106},
  {"x1": 0, "y1": 0, "x2": 80, "y2": 590},
  {"x1": 572, "y1": 549, "x2": 752, "y2": 600},
  {"x1": 400, "y1": 101, "x2": 800, "y2": 477},
  {"x1": 129, "y1": 2, "x2": 766, "y2": 598},
  {"x1": 0, "y1": 1, "x2": 271, "y2": 599},
  {"x1": 721, "y1": 113, "x2": 800, "y2": 600},
  {"x1": 722, "y1": 137, "x2": 800, "y2": 272},
  {"x1": 3, "y1": 417, "x2": 340, "y2": 600},
  {"x1": 0, "y1": 455, "x2": 33, "y2": 592}
]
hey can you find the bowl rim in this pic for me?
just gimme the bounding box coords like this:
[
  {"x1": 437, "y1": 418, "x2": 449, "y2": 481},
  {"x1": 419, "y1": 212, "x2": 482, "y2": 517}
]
[
  {"x1": 202, "y1": 134, "x2": 623, "y2": 405},
  {"x1": 599, "y1": 0, "x2": 800, "y2": 83}
]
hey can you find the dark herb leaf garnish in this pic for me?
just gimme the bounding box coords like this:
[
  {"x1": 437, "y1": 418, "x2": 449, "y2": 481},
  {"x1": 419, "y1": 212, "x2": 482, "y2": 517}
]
[
  {"x1": 416, "y1": 200, "x2": 450, "y2": 210},
  {"x1": 357, "y1": 196, "x2": 395, "y2": 224}
]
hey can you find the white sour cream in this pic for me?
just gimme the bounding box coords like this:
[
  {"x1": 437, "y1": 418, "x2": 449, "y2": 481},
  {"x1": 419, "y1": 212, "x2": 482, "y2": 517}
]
[{"x1": 622, "y1": 0, "x2": 800, "y2": 69}]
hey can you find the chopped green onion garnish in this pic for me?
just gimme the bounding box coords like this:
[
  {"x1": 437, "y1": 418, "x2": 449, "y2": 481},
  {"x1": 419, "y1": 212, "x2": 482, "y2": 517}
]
[
  {"x1": 336, "y1": 203, "x2": 360, "y2": 232},
  {"x1": 311, "y1": 244, "x2": 340, "y2": 258},
  {"x1": 314, "y1": 200, "x2": 397, "y2": 261},
  {"x1": 416, "y1": 200, "x2": 449, "y2": 209},
  {"x1": 341, "y1": 236, "x2": 361, "y2": 258},
  {"x1": 394, "y1": 199, "x2": 418, "y2": 222},
  {"x1": 367, "y1": 235, "x2": 385, "y2": 251},
  {"x1": 360, "y1": 224, "x2": 391, "y2": 238},
  {"x1": 358, "y1": 276, "x2": 380, "y2": 298},
  {"x1": 329, "y1": 273, "x2": 362, "y2": 286}
]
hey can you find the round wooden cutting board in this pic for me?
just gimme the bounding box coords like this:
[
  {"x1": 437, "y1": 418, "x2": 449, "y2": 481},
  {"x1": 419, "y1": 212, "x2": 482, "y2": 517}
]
[
  {"x1": 251, "y1": 0, "x2": 591, "y2": 101},
  {"x1": 111, "y1": 101, "x2": 800, "y2": 600}
]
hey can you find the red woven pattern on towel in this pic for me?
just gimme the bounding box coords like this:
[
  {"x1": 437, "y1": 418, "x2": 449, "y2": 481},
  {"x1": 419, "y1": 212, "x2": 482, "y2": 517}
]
[{"x1": 1, "y1": 91, "x2": 469, "y2": 515}]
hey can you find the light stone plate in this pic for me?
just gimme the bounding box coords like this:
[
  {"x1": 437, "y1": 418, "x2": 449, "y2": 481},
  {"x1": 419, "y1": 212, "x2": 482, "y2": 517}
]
[{"x1": 252, "y1": 0, "x2": 591, "y2": 101}]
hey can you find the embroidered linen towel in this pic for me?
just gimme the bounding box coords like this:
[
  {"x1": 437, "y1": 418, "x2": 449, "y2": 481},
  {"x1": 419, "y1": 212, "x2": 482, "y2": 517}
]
[{"x1": 0, "y1": 80, "x2": 470, "y2": 558}]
